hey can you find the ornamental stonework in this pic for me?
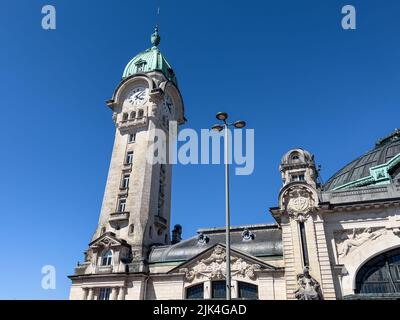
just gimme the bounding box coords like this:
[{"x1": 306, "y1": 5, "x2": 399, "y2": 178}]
[
  {"x1": 179, "y1": 246, "x2": 261, "y2": 282},
  {"x1": 334, "y1": 227, "x2": 386, "y2": 258},
  {"x1": 282, "y1": 186, "x2": 317, "y2": 222}
]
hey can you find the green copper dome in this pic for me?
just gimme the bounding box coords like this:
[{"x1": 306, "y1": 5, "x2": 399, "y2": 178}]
[
  {"x1": 324, "y1": 129, "x2": 400, "y2": 191},
  {"x1": 122, "y1": 26, "x2": 178, "y2": 86}
]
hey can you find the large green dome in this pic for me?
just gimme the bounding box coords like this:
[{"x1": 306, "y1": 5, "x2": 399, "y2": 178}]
[
  {"x1": 324, "y1": 129, "x2": 400, "y2": 191},
  {"x1": 122, "y1": 26, "x2": 177, "y2": 86}
]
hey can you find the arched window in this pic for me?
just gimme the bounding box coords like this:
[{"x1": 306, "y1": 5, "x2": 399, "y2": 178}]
[
  {"x1": 130, "y1": 111, "x2": 136, "y2": 119},
  {"x1": 138, "y1": 109, "x2": 144, "y2": 118},
  {"x1": 186, "y1": 284, "x2": 204, "y2": 299},
  {"x1": 291, "y1": 154, "x2": 300, "y2": 162},
  {"x1": 238, "y1": 282, "x2": 258, "y2": 299},
  {"x1": 122, "y1": 113, "x2": 128, "y2": 121},
  {"x1": 101, "y1": 250, "x2": 113, "y2": 266},
  {"x1": 355, "y1": 247, "x2": 400, "y2": 294}
]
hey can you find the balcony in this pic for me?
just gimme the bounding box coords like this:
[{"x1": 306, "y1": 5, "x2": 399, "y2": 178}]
[
  {"x1": 118, "y1": 117, "x2": 147, "y2": 132},
  {"x1": 109, "y1": 212, "x2": 130, "y2": 224},
  {"x1": 95, "y1": 265, "x2": 113, "y2": 274}
]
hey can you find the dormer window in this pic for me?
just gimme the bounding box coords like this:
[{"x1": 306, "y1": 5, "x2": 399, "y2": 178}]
[{"x1": 135, "y1": 59, "x2": 147, "y2": 73}]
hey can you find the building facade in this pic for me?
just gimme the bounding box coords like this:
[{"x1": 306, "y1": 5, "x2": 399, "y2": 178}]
[{"x1": 69, "y1": 28, "x2": 400, "y2": 300}]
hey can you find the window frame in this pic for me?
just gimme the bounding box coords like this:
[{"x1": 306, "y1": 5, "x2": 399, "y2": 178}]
[
  {"x1": 186, "y1": 283, "x2": 204, "y2": 300},
  {"x1": 121, "y1": 174, "x2": 130, "y2": 189},
  {"x1": 101, "y1": 250, "x2": 113, "y2": 266},
  {"x1": 117, "y1": 198, "x2": 126, "y2": 212},
  {"x1": 125, "y1": 151, "x2": 134, "y2": 164},
  {"x1": 98, "y1": 287, "x2": 111, "y2": 300}
]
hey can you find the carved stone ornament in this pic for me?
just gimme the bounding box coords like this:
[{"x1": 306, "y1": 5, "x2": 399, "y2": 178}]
[
  {"x1": 197, "y1": 233, "x2": 210, "y2": 245},
  {"x1": 294, "y1": 266, "x2": 323, "y2": 300},
  {"x1": 283, "y1": 186, "x2": 317, "y2": 222},
  {"x1": 180, "y1": 246, "x2": 261, "y2": 282},
  {"x1": 335, "y1": 227, "x2": 386, "y2": 258}
]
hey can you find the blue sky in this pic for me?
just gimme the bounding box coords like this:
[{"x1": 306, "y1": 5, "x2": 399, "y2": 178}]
[{"x1": 0, "y1": 0, "x2": 399, "y2": 299}]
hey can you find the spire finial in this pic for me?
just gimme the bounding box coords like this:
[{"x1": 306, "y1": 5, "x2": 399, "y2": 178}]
[{"x1": 151, "y1": 25, "x2": 160, "y2": 47}]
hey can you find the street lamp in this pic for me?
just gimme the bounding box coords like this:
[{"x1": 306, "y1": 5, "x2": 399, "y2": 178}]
[{"x1": 212, "y1": 112, "x2": 246, "y2": 300}]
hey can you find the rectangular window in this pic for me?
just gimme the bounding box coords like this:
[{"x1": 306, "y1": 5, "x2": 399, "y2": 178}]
[
  {"x1": 118, "y1": 198, "x2": 126, "y2": 212},
  {"x1": 186, "y1": 284, "x2": 204, "y2": 299},
  {"x1": 125, "y1": 151, "x2": 133, "y2": 164},
  {"x1": 121, "y1": 174, "x2": 130, "y2": 189},
  {"x1": 299, "y1": 222, "x2": 309, "y2": 267},
  {"x1": 122, "y1": 113, "x2": 128, "y2": 121},
  {"x1": 238, "y1": 282, "x2": 258, "y2": 299},
  {"x1": 291, "y1": 174, "x2": 305, "y2": 182},
  {"x1": 212, "y1": 281, "x2": 226, "y2": 299},
  {"x1": 128, "y1": 133, "x2": 136, "y2": 143},
  {"x1": 98, "y1": 288, "x2": 111, "y2": 300}
]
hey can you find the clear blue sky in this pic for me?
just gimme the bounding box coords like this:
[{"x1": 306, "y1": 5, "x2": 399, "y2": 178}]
[{"x1": 0, "y1": 0, "x2": 399, "y2": 299}]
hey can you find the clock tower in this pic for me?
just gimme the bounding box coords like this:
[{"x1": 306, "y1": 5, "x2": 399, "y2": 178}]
[{"x1": 69, "y1": 27, "x2": 185, "y2": 299}]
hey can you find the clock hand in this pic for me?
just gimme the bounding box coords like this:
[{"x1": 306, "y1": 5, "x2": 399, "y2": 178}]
[{"x1": 136, "y1": 91, "x2": 145, "y2": 100}]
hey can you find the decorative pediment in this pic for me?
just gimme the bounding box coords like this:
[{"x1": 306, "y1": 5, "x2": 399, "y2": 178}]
[
  {"x1": 88, "y1": 232, "x2": 127, "y2": 249},
  {"x1": 169, "y1": 244, "x2": 275, "y2": 282}
]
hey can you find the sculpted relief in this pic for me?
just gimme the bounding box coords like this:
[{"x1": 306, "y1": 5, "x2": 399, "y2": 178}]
[
  {"x1": 180, "y1": 246, "x2": 261, "y2": 282},
  {"x1": 335, "y1": 227, "x2": 386, "y2": 258},
  {"x1": 282, "y1": 186, "x2": 317, "y2": 222}
]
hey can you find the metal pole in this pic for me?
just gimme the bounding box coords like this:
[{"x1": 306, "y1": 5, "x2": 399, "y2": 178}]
[{"x1": 224, "y1": 123, "x2": 231, "y2": 300}]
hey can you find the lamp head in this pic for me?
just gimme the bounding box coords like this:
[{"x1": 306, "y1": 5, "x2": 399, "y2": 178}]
[
  {"x1": 233, "y1": 120, "x2": 246, "y2": 129},
  {"x1": 212, "y1": 124, "x2": 224, "y2": 132},
  {"x1": 216, "y1": 112, "x2": 228, "y2": 121}
]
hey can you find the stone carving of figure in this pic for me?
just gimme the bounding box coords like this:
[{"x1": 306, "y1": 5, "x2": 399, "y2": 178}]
[
  {"x1": 202, "y1": 246, "x2": 226, "y2": 264},
  {"x1": 294, "y1": 267, "x2": 323, "y2": 300},
  {"x1": 338, "y1": 228, "x2": 383, "y2": 257},
  {"x1": 84, "y1": 250, "x2": 93, "y2": 262}
]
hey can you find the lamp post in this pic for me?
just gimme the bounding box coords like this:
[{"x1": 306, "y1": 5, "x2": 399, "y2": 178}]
[{"x1": 212, "y1": 112, "x2": 246, "y2": 300}]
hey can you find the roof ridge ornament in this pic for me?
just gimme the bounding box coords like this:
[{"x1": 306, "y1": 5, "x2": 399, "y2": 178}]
[
  {"x1": 151, "y1": 25, "x2": 161, "y2": 47},
  {"x1": 376, "y1": 128, "x2": 400, "y2": 147}
]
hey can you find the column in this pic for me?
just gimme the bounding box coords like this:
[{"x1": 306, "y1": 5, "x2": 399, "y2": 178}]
[
  {"x1": 231, "y1": 280, "x2": 238, "y2": 299},
  {"x1": 87, "y1": 288, "x2": 94, "y2": 300},
  {"x1": 82, "y1": 288, "x2": 89, "y2": 300},
  {"x1": 111, "y1": 287, "x2": 118, "y2": 300},
  {"x1": 117, "y1": 287, "x2": 126, "y2": 300},
  {"x1": 204, "y1": 281, "x2": 212, "y2": 299}
]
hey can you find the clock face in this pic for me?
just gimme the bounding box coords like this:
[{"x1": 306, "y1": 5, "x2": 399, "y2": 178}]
[
  {"x1": 127, "y1": 86, "x2": 148, "y2": 106},
  {"x1": 162, "y1": 93, "x2": 174, "y2": 115}
]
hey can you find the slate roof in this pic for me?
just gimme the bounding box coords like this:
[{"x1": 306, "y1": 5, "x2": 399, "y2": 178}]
[{"x1": 149, "y1": 224, "x2": 282, "y2": 263}]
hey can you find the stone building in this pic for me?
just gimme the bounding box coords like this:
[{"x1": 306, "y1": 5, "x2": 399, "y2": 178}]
[{"x1": 68, "y1": 28, "x2": 400, "y2": 300}]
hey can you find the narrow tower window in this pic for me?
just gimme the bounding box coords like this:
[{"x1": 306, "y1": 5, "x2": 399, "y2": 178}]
[
  {"x1": 128, "y1": 133, "x2": 136, "y2": 143},
  {"x1": 299, "y1": 222, "x2": 309, "y2": 267},
  {"x1": 125, "y1": 151, "x2": 134, "y2": 164},
  {"x1": 117, "y1": 198, "x2": 126, "y2": 212},
  {"x1": 121, "y1": 174, "x2": 130, "y2": 189}
]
